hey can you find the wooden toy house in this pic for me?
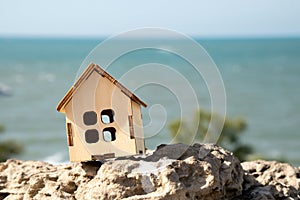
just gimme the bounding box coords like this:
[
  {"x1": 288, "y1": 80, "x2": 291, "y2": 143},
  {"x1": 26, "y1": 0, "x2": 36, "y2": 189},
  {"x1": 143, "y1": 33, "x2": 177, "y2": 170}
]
[{"x1": 57, "y1": 63, "x2": 147, "y2": 162}]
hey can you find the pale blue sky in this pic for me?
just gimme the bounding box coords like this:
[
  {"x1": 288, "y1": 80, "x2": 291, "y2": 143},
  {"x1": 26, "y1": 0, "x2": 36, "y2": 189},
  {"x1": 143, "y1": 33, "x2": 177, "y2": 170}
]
[{"x1": 0, "y1": 0, "x2": 300, "y2": 38}]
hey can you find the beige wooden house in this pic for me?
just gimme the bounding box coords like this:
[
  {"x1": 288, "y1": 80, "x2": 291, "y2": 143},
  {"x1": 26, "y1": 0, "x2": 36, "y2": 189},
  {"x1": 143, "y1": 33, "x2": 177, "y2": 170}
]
[{"x1": 57, "y1": 63, "x2": 147, "y2": 162}]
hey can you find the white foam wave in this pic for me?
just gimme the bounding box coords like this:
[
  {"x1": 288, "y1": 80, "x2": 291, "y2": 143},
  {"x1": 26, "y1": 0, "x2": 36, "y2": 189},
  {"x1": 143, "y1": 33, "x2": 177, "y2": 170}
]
[{"x1": 43, "y1": 152, "x2": 69, "y2": 165}]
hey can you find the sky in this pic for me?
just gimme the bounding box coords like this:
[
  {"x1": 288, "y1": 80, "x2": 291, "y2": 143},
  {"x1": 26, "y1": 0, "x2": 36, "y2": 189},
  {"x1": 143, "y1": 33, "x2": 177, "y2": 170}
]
[{"x1": 0, "y1": 0, "x2": 300, "y2": 38}]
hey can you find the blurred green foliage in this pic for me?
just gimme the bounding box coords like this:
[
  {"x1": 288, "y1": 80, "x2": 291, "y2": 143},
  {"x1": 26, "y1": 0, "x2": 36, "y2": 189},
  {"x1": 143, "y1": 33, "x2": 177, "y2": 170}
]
[
  {"x1": 0, "y1": 124, "x2": 23, "y2": 162},
  {"x1": 169, "y1": 109, "x2": 253, "y2": 161},
  {"x1": 0, "y1": 125, "x2": 4, "y2": 133}
]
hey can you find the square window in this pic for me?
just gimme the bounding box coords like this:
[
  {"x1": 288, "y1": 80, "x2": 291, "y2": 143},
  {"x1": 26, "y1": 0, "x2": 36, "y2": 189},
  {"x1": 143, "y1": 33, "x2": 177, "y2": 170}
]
[
  {"x1": 83, "y1": 111, "x2": 97, "y2": 126},
  {"x1": 102, "y1": 127, "x2": 116, "y2": 142},
  {"x1": 85, "y1": 129, "x2": 99, "y2": 143},
  {"x1": 101, "y1": 109, "x2": 114, "y2": 124}
]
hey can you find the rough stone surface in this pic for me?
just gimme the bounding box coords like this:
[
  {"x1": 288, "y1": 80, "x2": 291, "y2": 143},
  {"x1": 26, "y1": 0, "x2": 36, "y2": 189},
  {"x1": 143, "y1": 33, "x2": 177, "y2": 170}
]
[
  {"x1": 0, "y1": 143, "x2": 299, "y2": 199},
  {"x1": 240, "y1": 160, "x2": 300, "y2": 200}
]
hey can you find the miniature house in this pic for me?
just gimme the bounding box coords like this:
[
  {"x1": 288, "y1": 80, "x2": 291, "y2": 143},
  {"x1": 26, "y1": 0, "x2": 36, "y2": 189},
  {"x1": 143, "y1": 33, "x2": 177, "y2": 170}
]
[{"x1": 57, "y1": 63, "x2": 147, "y2": 162}]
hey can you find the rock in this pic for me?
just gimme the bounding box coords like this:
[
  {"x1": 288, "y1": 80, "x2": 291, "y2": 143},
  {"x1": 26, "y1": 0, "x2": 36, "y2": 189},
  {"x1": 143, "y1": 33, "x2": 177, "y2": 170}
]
[
  {"x1": 241, "y1": 160, "x2": 300, "y2": 200},
  {"x1": 0, "y1": 143, "x2": 299, "y2": 199},
  {"x1": 76, "y1": 143, "x2": 243, "y2": 200}
]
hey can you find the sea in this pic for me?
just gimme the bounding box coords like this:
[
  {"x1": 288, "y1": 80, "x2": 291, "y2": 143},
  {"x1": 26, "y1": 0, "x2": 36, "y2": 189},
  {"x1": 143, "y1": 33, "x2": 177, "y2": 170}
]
[{"x1": 0, "y1": 37, "x2": 299, "y2": 166}]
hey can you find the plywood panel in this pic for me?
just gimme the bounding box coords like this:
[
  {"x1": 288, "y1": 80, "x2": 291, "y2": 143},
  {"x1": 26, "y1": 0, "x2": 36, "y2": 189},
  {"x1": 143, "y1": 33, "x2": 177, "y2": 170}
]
[
  {"x1": 132, "y1": 101, "x2": 145, "y2": 154},
  {"x1": 62, "y1": 68, "x2": 145, "y2": 161}
]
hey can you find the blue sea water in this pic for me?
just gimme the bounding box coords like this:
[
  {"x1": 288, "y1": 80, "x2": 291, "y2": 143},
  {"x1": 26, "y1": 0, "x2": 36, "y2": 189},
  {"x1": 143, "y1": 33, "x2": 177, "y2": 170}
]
[{"x1": 0, "y1": 37, "x2": 299, "y2": 165}]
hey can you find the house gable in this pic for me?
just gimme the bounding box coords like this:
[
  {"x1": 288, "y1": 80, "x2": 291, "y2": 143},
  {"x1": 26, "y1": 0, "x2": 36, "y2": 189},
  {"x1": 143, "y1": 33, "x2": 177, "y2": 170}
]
[{"x1": 57, "y1": 63, "x2": 147, "y2": 113}]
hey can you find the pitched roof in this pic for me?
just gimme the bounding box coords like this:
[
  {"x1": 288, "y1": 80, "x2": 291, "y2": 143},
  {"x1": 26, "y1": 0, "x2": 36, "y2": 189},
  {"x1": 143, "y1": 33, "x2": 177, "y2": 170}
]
[{"x1": 56, "y1": 63, "x2": 147, "y2": 112}]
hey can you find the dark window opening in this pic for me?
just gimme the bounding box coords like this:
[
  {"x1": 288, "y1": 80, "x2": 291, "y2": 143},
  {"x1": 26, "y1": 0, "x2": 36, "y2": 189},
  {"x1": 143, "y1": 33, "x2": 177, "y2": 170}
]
[
  {"x1": 101, "y1": 109, "x2": 114, "y2": 124},
  {"x1": 102, "y1": 127, "x2": 116, "y2": 142},
  {"x1": 67, "y1": 123, "x2": 74, "y2": 146},
  {"x1": 139, "y1": 150, "x2": 143, "y2": 154},
  {"x1": 85, "y1": 129, "x2": 99, "y2": 143},
  {"x1": 128, "y1": 115, "x2": 134, "y2": 139},
  {"x1": 83, "y1": 111, "x2": 97, "y2": 126}
]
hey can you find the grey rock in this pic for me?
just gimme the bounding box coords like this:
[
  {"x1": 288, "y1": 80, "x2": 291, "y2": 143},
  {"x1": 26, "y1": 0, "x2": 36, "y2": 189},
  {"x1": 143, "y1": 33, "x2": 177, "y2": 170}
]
[{"x1": 241, "y1": 160, "x2": 300, "y2": 200}]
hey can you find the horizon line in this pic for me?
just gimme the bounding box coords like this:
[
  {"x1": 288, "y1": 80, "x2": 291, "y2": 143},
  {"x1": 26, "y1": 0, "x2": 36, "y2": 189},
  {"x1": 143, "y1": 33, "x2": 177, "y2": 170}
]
[{"x1": 1, "y1": 34, "x2": 300, "y2": 40}]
